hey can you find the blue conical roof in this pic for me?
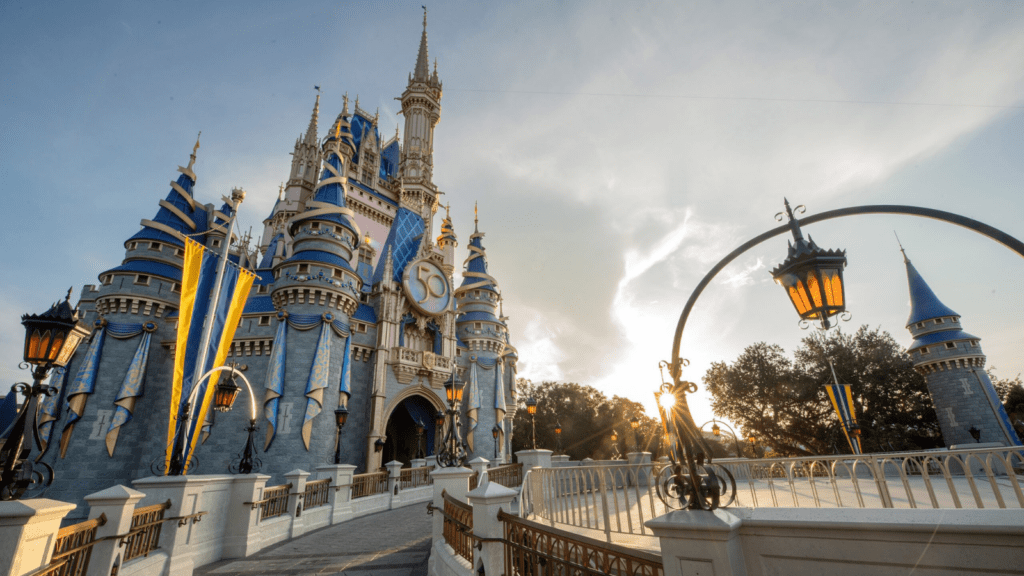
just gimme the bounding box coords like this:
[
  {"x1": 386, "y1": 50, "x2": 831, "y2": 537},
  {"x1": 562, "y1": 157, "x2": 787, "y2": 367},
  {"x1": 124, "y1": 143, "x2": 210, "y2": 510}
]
[
  {"x1": 905, "y1": 258, "x2": 958, "y2": 326},
  {"x1": 129, "y1": 171, "x2": 208, "y2": 246},
  {"x1": 291, "y1": 151, "x2": 359, "y2": 237},
  {"x1": 459, "y1": 233, "x2": 497, "y2": 292}
]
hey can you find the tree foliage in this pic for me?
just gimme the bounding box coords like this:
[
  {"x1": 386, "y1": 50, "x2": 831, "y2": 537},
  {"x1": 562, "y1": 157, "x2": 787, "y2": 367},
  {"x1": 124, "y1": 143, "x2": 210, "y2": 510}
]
[
  {"x1": 704, "y1": 326, "x2": 943, "y2": 456},
  {"x1": 511, "y1": 381, "x2": 662, "y2": 460}
]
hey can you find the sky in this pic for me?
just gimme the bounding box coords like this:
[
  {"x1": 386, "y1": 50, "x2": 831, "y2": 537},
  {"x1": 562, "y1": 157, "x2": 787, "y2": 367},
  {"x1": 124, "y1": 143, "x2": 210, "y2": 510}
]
[{"x1": 2, "y1": 0, "x2": 1023, "y2": 431}]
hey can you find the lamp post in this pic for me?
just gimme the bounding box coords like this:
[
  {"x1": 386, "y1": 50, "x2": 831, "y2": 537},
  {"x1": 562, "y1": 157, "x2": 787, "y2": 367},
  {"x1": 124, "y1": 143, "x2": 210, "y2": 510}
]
[
  {"x1": 969, "y1": 426, "x2": 981, "y2": 443},
  {"x1": 333, "y1": 407, "x2": 349, "y2": 464},
  {"x1": 747, "y1": 435, "x2": 757, "y2": 458},
  {"x1": 630, "y1": 416, "x2": 641, "y2": 452},
  {"x1": 1, "y1": 291, "x2": 90, "y2": 500},
  {"x1": 166, "y1": 363, "x2": 260, "y2": 476},
  {"x1": 492, "y1": 425, "x2": 501, "y2": 460},
  {"x1": 554, "y1": 421, "x2": 563, "y2": 455},
  {"x1": 698, "y1": 419, "x2": 745, "y2": 458},
  {"x1": 610, "y1": 429, "x2": 621, "y2": 460},
  {"x1": 526, "y1": 397, "x2": 538, "y2": 450},
  {"x1": 437, "y1": 373, "x2": 467, "y2": 467}
]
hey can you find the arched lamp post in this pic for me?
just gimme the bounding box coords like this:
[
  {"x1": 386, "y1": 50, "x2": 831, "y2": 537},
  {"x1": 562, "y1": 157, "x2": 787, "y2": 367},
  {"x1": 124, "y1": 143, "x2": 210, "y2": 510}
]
[
  {"x1": 166, "y1": 363, "x2": 260, "y2": 476},
  {"x1": 554, "y1": 421, "x2": 563, "y2": 455},
  {"x1": 437, "y1": 373, "x2": 467, "y2": 467},
  {"x1": 630, "y1": 416, "x2": 641, "y2": 452},
  {"x1": 415, "y1": 419, "x2": 425, "y2": 459},
  {"x1": 334, "y1": 407, "x2": 349, "y2": 465},
  {"x1": 492, "y1": 425, "x2": 501, "y2": 460},
  {"x1": 1, "y1": 291, "x2": 91, "y2": 500},
  {"x1": 655, "y1": 200, "x2": 1024, "y2": 512}
]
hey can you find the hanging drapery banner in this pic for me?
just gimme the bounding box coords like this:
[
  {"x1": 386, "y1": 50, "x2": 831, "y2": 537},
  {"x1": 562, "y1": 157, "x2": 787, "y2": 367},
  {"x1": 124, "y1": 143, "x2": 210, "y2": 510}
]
[
  {"x1": 105, "y1": 323, "x2": 156, "y2": 456},
  {"x1": 165, "y1": 238, "x2": 256, "y2": 473},
  {"x1": 301, "y1": 314, "x2": 334, "y2": 450},
  {"x1": 826, "y1": 383, "x2": 862, "y2": 455},
  {"x1": 263, "y1": 313, "x2": 288, "y2": 450},
  {"x1": 494, "y1": 360, "x2": 506, "y2": 449},
  {"x1": 35, "y1": 367, "x2": 68, "y2": 453},
  {"x1": 60, "y1": 320, "x2": 107, "y2": 458},
  {"x1": 466, "y1": 361, "x2": 480, "y2": 452},
  {"x1": 339, "y1": 332, "x2": 352, "y2": 409}
]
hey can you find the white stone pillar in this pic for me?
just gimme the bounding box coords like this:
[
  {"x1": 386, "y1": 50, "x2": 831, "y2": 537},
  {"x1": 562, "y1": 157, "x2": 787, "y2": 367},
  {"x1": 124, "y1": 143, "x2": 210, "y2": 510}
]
[
  {"x1": 385, "y1": 460, "x2": 404, "y2": 497},
  {"x1": 425, "y1": 455, "x2": 438, "y2": 468},
  {"x1": 515, "y1": 449, "x2": 552, "y2": 470},
  {"x1": 468, "y1": 482, "x2": 517, "y2": 576},
  {"x1": 222, "y1": 474, "x2": 270, "y2": 559},
  {"x1": 646, "y1": 510, "x2": 747, "y2": 576},
  {"x1": 132, "y1": 474, "x2": 234, "y2": 576},
  {"x1": 429, "y1": 467, "x2": 473, "y2": 543},
  {"x1": 315, "y1": 464, "x2": 356, "y2": 524},
  {"x1": 283, "y1": 469, "x2": 309, "y2": 539},
  {"x1": 468, "y1": 456, "x2": 489, "y2": 486},
  {"x1": 411, "y1": 458, "x2": 427, "y2": 469},
  {"x1": 83, "y1": 485, "x2": 145, "y2": 576},
  {"x1": 0, "y1": 499, "x2": 76, "y2": 576}
]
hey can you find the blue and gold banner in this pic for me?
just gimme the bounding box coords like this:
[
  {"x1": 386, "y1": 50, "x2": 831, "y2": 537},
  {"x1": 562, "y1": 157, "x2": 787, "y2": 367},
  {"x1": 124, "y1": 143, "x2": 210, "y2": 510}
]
[
  {"x1": 301, "y1": 314, "x2": 334, "y2": 450},
  {"x1": 60, "y1": 322, "x2": 107, "y2": 457},
  {"x1": 263, "y1": 314, "x2": 287, "y2": 450},
  {"x1": 339, "y1": 333, "x2": 352, "y2": 407},
  {"x1": 166, "y1": 238, "x2": 256, "y2": 473},
  {"x1": 466, "y1": 361, "x2": 480, "y2": 452},
  {"x1": 826, "y1": 383, "x2": 862, "y2": 455},
  {"x1": 36, "y1": 367, "x2": 68, "y2": 451},
  {"x1": 105, "y1": 324, "x2": 155, "y2": 456},
  {"x1": 494, "y1": 360, "x2": 506, "y2": 448}
]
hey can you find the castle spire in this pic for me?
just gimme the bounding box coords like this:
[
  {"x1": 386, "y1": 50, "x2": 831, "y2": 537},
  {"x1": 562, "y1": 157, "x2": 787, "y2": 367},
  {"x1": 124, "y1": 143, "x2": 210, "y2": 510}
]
[
  {"x1": 304, "y1": 93, "x2": 320, "y2": 145},
  {"x1": 413, "y1": 6, "x2": 430, "y2": 82},
  {"x1": 903, "y1": 250, "x2": 959, "y2": 327}
]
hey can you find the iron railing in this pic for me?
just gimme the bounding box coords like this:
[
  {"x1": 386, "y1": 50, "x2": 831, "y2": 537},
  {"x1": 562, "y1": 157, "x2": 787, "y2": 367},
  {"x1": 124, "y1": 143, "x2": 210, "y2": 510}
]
[
  {"x1": 442, "y1": 490, "x2": 474, "y2": 564},
  {"x1": 399, "y1": 466, "x2": 432, "y2": 490},
  {"x1": 303, "y1": 478, "x2": 331, "y2": 509},
  {"x1": 122, "y1": 500, "x2": 171, "y2": 561},
  {"x1": 257, "y1": 483, "x2": 292, "y2": 520},
  {"x1": 39, "y1": 514, "x2": 107, "y2": 576},
  {"x1": 469, "y1": 471, "x2": 480, "y2": 491},
  {"x1": 488, "y1": 463, "x2": 523, "y2": 488},
  {"x1": 352, "y1": 471, "x2": 388, "y2": 498},
  {"x1": 500, "y1": 509, "x2": 663, "y2": 576}
]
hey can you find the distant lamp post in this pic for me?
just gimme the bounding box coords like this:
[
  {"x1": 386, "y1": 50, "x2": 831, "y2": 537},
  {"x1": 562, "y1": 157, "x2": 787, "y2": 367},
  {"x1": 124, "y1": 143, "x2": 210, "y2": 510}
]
[
  {"x1": 700, "y1": 419, "x2": 744, "y2": 458},
  {"x1": 374, "y1": 438, "x2": 385, "y2": 453},
  {"x1": 969, "y1": 426, "x2": 981, "y2": 443},
  {"x1": 769, "y1": 200, "x2": 848, "y2": 330},
  {"x1": 554, "y1": 421, "x2": 563, "y2": 455},
  {"x1": 415, "y1": 419, "x2": 425, "y2": 459},
  {"x1": 492, "y1": 425, "x2": 501, "y2": 460},
  {"x1": 747, "y1": 435, "x2": 757, "y2": 458},
  {"x1": 630, "y1": 416, "x2": 641, "y2": 452},
  {"x1": 437, "y1": 373, "x2": 467, "y2": 467},
  {"x1": 1, "y1": 291, "x2": 90, "y2": 500},
  {"x1": 526, "y1": 397, "x2": 538, "y2": 450},
  {"x1": 333, "y1": 406, "x2": 349, "y2": 464},
  {"x1": 610, "y1": 429, "x2": 621, "y2": 460}
]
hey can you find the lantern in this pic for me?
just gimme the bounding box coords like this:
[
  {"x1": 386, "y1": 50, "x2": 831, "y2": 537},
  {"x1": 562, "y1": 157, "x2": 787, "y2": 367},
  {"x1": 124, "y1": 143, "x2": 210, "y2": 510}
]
[
  {"x1": 492, "y1": 425, "x2": 500, "y2": 439},
  {"x1": 334, "y1": 406, "x2": 349, "y2": 428},
  {"x1": 610, "y1": 430, "x2": 618, "y2": 443},
  {"x1": 630, "y1": 416, "x2": 640, "y2": 430},
  {"x1": 21, "y1": 290, "x2": 90, "y2": 368},
  {"x1": 444, "y1": 376, "x2": 465, "y2": 404},
  {"x1": 213, "y1": 373, "x2": 241, "y2": 412},
  {"x1": 770, "y1": 200, "x2": 847, "y2": 329},
  {"x1": 526, "y1": 397, "x2": 538, "y2": 415},
  {"x1": 554, "y1": 422, "x2": 562, "y2": 436},
  {"x1": 712, "y1": 422, "x2": 721, "y2": 437},
  {"x1": 374, "y1": 438, "x2": 385, "y2": 453},
  {"x1": 415, "y1": 419, "x2": 425, "y2": 435}
]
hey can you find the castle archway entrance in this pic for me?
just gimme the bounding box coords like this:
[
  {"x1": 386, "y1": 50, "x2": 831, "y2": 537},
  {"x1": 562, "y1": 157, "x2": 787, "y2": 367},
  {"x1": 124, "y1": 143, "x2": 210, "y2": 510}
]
[{"x1": 383, "y1": 394, "x2": 440, "y2": 468}]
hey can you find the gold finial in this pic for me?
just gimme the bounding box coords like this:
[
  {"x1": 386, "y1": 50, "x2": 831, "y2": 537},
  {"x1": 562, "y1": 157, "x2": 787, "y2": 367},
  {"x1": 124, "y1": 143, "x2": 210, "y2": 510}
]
[
  {"x1": 373, "y1": 108, "x2": 380, "y2": 125},
  {"x1": 474, "y1": 201, "x2": 478, "y2": 232},
  {"x1": 278, "y1": 183, "x2": 284, "y2": 200},
  {"x1": 342, "y1": 92, "x2": 349, "y2": 114},
  {"x1": 895, "y1": 231, "x2": 908, "y2": 263},
  {"x1": 445, "y1": 202, "x2": 451, "y2": 219},
  {"x1": 186, "y1": 131, "x2": 201, "y2": 171},
  {"x1": 355, "y1": 94, "x2": 360, "y2": 110},
  {"x1": 423, "y1": 4, "x2": 427, "y2": 28}
]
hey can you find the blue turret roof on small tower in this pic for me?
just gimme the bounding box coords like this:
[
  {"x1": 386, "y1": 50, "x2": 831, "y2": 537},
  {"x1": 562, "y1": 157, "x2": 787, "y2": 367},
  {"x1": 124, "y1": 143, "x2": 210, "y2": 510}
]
[
  {"x1": 903, "y1": 250, "x2": 959, "y2": 326},
  {"x1": 290, "y1": 109, "x2": 359, "y2": 238},
  {"x1": 457, "y1": 204, "x2": 498, "y2": 294},
  {"x1": 129, "y1": 134, "x2": 208, "y2": 246}
]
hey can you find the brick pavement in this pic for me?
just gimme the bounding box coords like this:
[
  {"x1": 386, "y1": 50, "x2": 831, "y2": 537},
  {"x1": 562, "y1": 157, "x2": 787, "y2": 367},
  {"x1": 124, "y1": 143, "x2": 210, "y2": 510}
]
[{"x1": 195, "y1": 504, "x2": 432, "y2": 576}]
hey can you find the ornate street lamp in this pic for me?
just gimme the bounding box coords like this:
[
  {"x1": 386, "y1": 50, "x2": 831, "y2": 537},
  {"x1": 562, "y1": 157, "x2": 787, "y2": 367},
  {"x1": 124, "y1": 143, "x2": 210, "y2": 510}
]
[
  {"x1": 374, "y1": 438, "x2": 385, "y2": 453},
  {"x1": 770, "y1": 199, "x2": 848, "y2": 330},
  {"x1": 437, "y1": 373, "x2": 467, "y2": 468},
  {"x1": 415, "y1": 419, "x2": 425, "y2": 459},
  {"x1": 554, "y1": 421, "x2": 563, "y2": 455},
  {"x1": 630, "y1": 416, "x2": 641, "y2": 452},
  {"x1": 1, "y1": 291, "x2": 90, "y2": 500},
  {"x1": 747, "y1": 435, "x2": 757, "y2": 458},
  {"x1": 492, "y1": 425, "x2": 501, "y2": 460},
  {"x1": 700, "y1": 419, "x2": 744, "y2": 458},
  {"x1": 610, "y1": 429, "x2": 621, "y2": 460},
  {"x1": 525, "y1": 397, "x2": 538, "y2": 450},
  {"x1": 333, "y1": 407, "x2": 349, "y2": 464}
]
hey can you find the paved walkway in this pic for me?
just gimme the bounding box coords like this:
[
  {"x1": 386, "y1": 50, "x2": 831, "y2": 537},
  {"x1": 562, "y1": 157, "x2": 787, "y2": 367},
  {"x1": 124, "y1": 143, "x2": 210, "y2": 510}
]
[{"x1": 195, "y1": 504, "x2": 432, "y2": 576}]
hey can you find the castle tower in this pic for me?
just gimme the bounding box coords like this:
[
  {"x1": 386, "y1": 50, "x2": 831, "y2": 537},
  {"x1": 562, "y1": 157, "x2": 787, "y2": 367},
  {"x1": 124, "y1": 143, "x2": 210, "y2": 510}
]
[
  {"x1": 261, "y1": 95, "x2": 322, "y2": 250},
  {"x1": 437, "y1": 204, "x2": 457, "y2": 277},
  {"x1": 902, "y1": 251, "x2": 1021, "y2": 447},
  {"x1": 398, "y1": 9, "x2": 443, "y2": 234}
]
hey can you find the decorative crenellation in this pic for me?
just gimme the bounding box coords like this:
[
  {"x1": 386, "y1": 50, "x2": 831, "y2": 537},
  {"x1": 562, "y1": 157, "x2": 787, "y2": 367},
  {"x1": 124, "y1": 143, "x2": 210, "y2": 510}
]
[
  {"x1": 915, "y1": 356, "x2": 987, "y2": 375},
  {"x1": 271, "y1": 286, "x2": 359, "y2": 316},
  {"x1": 351, "y1": 345, "x2": 375, "y2": 362},
  {"x1": 461, "y1": 339, "x2": 505, "y2": 353},
  {"x1": 226, "y1": 338, "x2": 276, "y2": 357},
  {"x1": 95, "y1": 295, "x2": 174, "y2": 318},
  {"x1": 349, "y1": 199, "x2": 395, "y2": 227}
]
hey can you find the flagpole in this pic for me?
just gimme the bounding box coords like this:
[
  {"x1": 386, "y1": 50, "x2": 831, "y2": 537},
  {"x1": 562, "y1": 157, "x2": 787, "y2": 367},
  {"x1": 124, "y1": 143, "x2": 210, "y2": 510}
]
[{"x1": 173, "y1": 188, "x2": 246, "y2": 473}]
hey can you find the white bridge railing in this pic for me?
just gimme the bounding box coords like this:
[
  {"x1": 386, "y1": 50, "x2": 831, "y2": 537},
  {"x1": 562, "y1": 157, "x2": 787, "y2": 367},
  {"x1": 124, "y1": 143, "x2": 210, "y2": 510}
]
[{"x1": 523, "y1": 446, "x2": 1024, "y2": 538}]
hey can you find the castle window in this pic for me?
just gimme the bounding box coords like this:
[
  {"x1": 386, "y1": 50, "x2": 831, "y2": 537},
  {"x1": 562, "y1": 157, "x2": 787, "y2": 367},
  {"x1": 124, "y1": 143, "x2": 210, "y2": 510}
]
[
  {"x1": 297, "y1": 264, "x2": 310, "y2": 274},
  {"x1": 474, "y1": 290, "x2": 480, "y2": 298},
  {"x1": 934, "y1": 318, "x2": 944, "y2": 324},
  {"x1": 175, "y1": 248, "x2": 185, "y2": 257},
  {"x1": 134, "y1": 275, "x2": 150, "y2": 286},
  {"x1": 971, "y1": 340, "x2": 979, "y2": 347},
  {"x1": 128, "y1": 242, "x2": 137, "y2": 250},
  {"x1": 311, "y1": 222, "x2": 320, "y2": 230},
  {"x1": 945, "y1": 342, "x2": 956, "y2": 349},
  {"x1": 474, "y1": 323, "x2": 482, "y2": 329},
  {"x1": 212, "y1": 239, "x2": 222, "y2": 248},
  {"x1": 102, "y1": 275, "x2": 112, "y2": 285},
  {"x1": 171, "y1": 283, "x2": 181, "y2": 293},
  {"x1": 357, "y1": 322, "x2": 367, "y2": 333},
  {"x1": 258, "y1": 315, "x2": 271, "y2": 326},
  {"x1": 257, "y1": 285, "x2": 269, "y2": 294},
  {"x1": 360, "y1": 293, "x2": 369, "y2": 303},
  {"x1": 920, "y1": 347, "x2": 929, "y2": 355},
  {"x1": 916, "y1": 322, "x2": 924, "y2": 329},
  {"x1": 149, "y1": 242, "x2": 161, "y2": 251},
  {"x1": 332, "y1": 268, "x2": 341, "y2": 278}
]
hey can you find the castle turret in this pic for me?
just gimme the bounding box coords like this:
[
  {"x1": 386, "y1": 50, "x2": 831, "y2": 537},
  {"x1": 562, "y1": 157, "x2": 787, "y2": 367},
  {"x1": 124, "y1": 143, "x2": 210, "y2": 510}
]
[
  {"x1": 398, "y1": 9, "x2": 443, "y2": 233},
  {"x1": 454, "y1": 208, "x2": 505, "y2": 354},
  {"x1": 437, "y1": 204, "x2": 457, "y2": 277},
  {"x1": 262, "y1": 95, "x2": 322, "y2": 250},
  {"x1": 903, "y1": 250, "x2": 1021, "y2": 447}
]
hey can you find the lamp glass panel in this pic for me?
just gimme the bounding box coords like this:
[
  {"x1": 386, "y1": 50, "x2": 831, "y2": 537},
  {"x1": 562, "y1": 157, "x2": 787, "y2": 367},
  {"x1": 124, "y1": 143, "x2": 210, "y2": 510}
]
[
  {"x1": 55, "y1": 330, "x2": 84, "y2": 367},
  {"x1": 47, "y1": 332, "x2": 66, "y2": 362},
  {"x1": 822, "y1": 269, "x2": 843, "y2": 307},
  {"x1": 787, "y1": 283, "x2": 811, "y2": 315},
  {"x1": 26, "y1": 329, "x2": 43, "y2": 362},
  {"x1": 806, "y1": 272, "x2": 824, "y2": 309}
]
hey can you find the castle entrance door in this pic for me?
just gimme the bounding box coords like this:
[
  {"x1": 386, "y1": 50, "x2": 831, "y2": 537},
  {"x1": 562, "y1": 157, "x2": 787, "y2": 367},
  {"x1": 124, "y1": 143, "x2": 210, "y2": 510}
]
[{"x1": 383, "y1": 395, "x2": 438, "y2": 468}]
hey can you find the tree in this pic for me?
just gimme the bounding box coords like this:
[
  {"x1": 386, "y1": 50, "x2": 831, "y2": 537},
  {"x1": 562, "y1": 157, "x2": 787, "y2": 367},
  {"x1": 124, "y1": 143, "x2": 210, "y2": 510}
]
[
  {"x1": 997, "y1": 374, "x2": 1024, "y2": 443},
  {"x1": 704, "y1": 326, "x2": 942, "y2": 457},
  {"x1": 510, "y1": 381, "x2": 661, "y2": 460}
]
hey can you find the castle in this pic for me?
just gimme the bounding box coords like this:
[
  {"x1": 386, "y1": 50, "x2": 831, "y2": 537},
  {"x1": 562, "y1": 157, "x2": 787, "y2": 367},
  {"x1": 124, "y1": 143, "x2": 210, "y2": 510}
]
[{"x1": 39, "y1": 14, "x2": 519, "y2": 512}]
